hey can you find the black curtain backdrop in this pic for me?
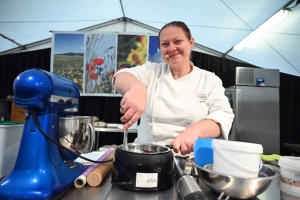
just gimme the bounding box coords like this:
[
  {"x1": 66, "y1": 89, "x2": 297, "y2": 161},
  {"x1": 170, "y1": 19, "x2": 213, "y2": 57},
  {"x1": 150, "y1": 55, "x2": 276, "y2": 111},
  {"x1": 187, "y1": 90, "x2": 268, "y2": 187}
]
[
  {"x1": 1, "y1": 48, "x2": 299, "y2": 155},
  {"x1": 0, "y1": 48, "x2": 51, "y2": 98}
]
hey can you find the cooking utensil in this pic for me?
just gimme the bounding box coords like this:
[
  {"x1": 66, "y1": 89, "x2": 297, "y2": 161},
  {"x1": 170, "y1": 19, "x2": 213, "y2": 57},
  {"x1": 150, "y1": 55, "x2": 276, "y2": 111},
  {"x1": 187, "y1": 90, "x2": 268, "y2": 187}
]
[
  {"x1": 174, "y1": 157, "x2": 205, "y2": 200},
  {"x1": 174, "y1": 157, "x2": 186, "y2": 176},
  {"x1": 122, "y1": 130, "x2": 128, "y2": 150},
  {"x1": 192, "y1": 159, "x2": 280, "y2": 199},
  {"x1": 175, "y1": 156, "x2": 186, "y2": 175},
  {"x1": 112, "y1": 143, "x2": 174, "y2": 191}
]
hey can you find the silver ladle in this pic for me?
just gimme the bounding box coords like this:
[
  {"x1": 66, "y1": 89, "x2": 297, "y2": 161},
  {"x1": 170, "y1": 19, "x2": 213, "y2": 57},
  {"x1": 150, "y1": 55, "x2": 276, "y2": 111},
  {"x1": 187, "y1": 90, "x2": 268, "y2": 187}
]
[{"x1": 122, "y1": 130, "x2": 128, "y2": 150}]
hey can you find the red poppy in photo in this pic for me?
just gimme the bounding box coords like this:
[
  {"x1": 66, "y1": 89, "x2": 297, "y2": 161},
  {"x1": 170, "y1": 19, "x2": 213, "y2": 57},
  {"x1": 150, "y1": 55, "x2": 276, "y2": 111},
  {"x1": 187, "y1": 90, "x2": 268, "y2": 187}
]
[
  {"x1": 86, "y1": 63, "x2": 91, "y2": 70},
  {"x1": 107, "y1": 70, "x2": 115, "y2": 78},
  {"x1": 90, "y1": 73, "x2": 98, "y2": 80},
  {"x1": 93, "y1": 58, "x2": 105, "y2": 66},
  {"x1": 88, "y1": 65, "x2": 95, "y2": 73}
]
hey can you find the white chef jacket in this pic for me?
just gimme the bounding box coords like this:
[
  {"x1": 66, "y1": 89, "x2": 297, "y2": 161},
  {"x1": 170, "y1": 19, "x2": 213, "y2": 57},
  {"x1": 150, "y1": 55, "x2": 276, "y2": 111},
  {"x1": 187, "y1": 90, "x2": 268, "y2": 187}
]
[{"x1": 113, "y1": 61, "x2": 234, "y2": 145}]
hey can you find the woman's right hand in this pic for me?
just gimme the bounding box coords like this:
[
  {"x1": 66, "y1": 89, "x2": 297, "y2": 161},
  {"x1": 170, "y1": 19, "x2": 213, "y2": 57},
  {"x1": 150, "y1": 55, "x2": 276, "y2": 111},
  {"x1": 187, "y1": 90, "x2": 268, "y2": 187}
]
[{"x1": 119, "y1": 85, "x2": 147, "y2": 130}]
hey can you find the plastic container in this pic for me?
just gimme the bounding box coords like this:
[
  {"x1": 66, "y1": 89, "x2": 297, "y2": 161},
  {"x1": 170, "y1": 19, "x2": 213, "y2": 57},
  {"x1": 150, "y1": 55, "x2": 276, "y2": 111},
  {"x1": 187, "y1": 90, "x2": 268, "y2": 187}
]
[
  {"x1": 212, "y1": 140, "x2": 263, "y2": 178},
  {"x1": 194, "y1": 138, "x2": 213, "y2": 167},
  {"x1": 279, "y1": 181, "x2": 300, "y2": 200},
  {"x1": 278, "y1": 156, "x2": 300, "y2": 187},
  {"x1": 0, "y1": 121, "x2": 24, "y2": 177}
]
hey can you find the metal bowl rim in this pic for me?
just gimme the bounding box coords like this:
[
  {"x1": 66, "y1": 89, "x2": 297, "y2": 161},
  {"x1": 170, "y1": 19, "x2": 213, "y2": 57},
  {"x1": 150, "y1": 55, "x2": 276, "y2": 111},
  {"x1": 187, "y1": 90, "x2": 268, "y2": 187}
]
[
  {"x1": 117, "y1": 143, "x2": 171, "y2": 154},
  {"x1": 191, "y1": 159, "x2": 280, "y2": 181},
  {"x1": 59, "y1": 116, "x2": 94, "y2": 120}
]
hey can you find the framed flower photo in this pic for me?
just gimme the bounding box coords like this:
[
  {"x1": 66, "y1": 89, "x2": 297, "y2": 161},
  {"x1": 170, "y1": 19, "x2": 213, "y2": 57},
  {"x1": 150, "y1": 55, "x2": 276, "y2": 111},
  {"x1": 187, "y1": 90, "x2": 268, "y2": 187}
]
[{"x1": 84, "y1": 33, "x2": 117, "y2": 95}]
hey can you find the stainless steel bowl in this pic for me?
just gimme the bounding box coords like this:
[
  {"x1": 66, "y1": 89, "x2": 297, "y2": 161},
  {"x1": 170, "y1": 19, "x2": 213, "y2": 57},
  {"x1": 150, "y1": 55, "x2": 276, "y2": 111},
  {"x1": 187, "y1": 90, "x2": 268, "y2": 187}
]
[
  {"x1": 191, "y1": 160, "x2": 280, "y2": 199},
  {"x1": 118, "y1": 143, "x2": 171, "y2": 154},
  {"x1": 58, "y1": 116, "x2": 95, "y2": 159}
]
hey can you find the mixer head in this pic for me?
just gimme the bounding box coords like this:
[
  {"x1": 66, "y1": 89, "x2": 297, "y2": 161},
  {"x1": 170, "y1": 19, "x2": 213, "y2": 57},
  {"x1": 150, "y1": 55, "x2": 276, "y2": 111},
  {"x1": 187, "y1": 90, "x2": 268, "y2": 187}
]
[{"x1": 13, "y1": 68, "x2": 80, "y2": 113}]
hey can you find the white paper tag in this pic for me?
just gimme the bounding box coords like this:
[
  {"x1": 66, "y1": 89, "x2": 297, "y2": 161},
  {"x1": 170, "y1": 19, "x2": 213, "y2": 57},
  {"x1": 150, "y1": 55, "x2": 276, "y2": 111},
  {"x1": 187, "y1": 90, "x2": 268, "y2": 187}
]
[{"x1": 135, "y1": 173, "x2": 158, "y2": 188}]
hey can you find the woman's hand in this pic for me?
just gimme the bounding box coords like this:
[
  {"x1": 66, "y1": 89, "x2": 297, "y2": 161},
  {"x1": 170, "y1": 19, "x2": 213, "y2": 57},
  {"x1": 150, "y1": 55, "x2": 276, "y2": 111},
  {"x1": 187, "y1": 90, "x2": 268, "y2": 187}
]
[
  {"x1": 172, "y1": 119, "x2": 221, "y2": 155},
  {"x1": 120, "y1": 85, "x2": 147, "y2": 130},
  {"x1": 114, "y1": 72, "x2": 147, "y2": 130},
  {"x1": 172, "y1": 127, "x2": 199, "y2": 155}
]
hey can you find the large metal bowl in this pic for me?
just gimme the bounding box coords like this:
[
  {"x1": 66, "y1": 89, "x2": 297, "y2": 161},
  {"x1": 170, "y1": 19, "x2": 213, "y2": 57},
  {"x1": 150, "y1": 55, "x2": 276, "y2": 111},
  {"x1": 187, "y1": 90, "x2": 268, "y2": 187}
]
[{"x1": 191, "y1": 160, "x2": 280, "y2": 199}]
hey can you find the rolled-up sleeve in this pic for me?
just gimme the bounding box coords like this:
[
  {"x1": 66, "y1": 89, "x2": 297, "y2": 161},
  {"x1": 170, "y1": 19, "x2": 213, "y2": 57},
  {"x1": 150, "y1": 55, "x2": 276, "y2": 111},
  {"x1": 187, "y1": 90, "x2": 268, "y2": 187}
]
[{"x1": 205, "y1": 76, "x2": 234, "y2": 140}]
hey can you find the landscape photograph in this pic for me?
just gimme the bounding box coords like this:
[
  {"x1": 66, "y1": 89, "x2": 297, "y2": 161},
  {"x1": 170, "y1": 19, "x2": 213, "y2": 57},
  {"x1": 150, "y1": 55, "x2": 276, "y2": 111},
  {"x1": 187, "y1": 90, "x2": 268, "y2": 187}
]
[{"x1": 52, "y1": 33, "x2": 84, "y2": 93}]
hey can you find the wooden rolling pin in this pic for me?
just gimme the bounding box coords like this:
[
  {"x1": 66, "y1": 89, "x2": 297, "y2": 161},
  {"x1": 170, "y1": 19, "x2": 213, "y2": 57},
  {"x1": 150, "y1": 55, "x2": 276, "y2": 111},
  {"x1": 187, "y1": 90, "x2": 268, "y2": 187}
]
[
  {"x1": 74, "y1": 148, "x2": 114, "y2": 188},
  {"x1": 86, "y1": 150, "x2": 115, "y2": 187}
]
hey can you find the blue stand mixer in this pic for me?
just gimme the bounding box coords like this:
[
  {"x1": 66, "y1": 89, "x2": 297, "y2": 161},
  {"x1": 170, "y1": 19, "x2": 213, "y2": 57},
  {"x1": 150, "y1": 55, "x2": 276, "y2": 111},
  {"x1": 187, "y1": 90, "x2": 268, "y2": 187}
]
[{"x1": 0, "y1": 69, "x2": 91, "y2": 199}]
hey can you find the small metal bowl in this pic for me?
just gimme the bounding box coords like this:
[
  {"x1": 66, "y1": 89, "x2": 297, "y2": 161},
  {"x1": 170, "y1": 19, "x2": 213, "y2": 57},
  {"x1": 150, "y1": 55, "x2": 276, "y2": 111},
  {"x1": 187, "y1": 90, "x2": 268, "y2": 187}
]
[
  {"x1": 191, "y1": 160, "x2": 280, "y2": 199},
  {"x1": 118, "y1": 143, "x2": 171, "y2": 154}
]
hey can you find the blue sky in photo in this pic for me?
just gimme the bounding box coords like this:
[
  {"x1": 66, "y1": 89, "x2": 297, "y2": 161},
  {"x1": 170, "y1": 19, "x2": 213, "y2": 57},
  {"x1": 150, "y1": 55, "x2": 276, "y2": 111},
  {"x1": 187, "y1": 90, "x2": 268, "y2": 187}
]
[{"x1": 54, "y1": 33, "x2": 84, "y2": 54}]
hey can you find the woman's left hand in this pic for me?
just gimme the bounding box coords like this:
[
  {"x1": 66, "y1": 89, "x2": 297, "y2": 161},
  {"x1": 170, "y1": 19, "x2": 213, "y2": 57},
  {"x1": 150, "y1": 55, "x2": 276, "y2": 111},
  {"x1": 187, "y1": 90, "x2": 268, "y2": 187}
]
[
  {"x1": 172, "y1": 119, "x2": 221, "y2": 155},
  {"x1": 172, "y1": 127, "x2": 199, "y2": 155}
]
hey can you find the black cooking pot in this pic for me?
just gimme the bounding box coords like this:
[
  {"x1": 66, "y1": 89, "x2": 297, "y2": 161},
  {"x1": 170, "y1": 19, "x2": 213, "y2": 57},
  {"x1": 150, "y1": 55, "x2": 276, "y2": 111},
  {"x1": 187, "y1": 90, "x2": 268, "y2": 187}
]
[{"x1": 111, "y1": 143, "x2": 174, "y2": 191}]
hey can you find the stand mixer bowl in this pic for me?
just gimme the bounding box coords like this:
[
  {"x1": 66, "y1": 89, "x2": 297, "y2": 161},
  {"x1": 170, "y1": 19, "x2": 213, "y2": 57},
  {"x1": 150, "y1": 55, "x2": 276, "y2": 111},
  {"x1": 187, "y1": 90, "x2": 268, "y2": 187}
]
[{"x1": 58, "y1": 116, "x2": 95, "y2": 161}]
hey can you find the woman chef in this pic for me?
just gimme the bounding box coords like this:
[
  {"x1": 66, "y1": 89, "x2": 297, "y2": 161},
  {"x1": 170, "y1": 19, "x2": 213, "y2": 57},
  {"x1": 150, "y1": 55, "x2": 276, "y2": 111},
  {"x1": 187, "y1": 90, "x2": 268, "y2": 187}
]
[{"x1": 113, "y1": 21, "x2": 234, "y2": 155}]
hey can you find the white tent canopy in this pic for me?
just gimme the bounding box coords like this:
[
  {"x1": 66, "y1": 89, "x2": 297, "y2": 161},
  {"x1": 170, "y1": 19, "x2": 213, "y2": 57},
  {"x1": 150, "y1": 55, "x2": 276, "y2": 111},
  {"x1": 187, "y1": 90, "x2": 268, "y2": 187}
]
[{"x1": 0, "y1": 0, "x2": 299, "y2": 76}]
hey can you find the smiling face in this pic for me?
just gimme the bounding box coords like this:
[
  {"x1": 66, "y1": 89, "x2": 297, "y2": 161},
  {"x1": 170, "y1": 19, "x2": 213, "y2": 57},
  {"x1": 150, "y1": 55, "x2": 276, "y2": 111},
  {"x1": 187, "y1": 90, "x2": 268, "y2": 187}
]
[{"x1": 159, "y1": 25, "x2": 194, "y2": 69}]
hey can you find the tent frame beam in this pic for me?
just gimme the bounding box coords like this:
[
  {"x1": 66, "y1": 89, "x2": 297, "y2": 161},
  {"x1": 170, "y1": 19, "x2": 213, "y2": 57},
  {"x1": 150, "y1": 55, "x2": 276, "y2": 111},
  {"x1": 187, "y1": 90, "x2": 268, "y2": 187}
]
[{"x1": 0, "y1": 33, "x2": 25, "y2": 51}]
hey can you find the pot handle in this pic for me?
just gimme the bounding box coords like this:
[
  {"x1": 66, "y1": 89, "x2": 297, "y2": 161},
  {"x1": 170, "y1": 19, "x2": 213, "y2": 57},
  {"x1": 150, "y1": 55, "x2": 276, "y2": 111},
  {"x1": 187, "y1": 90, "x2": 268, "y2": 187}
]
[
  {"x1": 86, "y1": 122, "x2": 95, "y2": 152},
  {"x1": 76, "y1": 122, "x2": 95, "y2": 153}
]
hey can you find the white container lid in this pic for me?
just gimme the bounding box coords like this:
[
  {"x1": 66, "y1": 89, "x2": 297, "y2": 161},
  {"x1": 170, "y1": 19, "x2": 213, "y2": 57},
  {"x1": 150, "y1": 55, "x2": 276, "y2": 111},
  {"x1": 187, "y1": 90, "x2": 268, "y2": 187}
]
[
  {"x1": 0, "y1": 124, "x2": 24, "y2": 128},
  {"x1": 279, "y1": 156, "x2": 300, "y2": 168},
  {"x1": 212, "y1": 139, "x2": 263, "y2": 154},
  {"x1": 279, "y1": 181, "x2": 300, "y2": 198}
]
